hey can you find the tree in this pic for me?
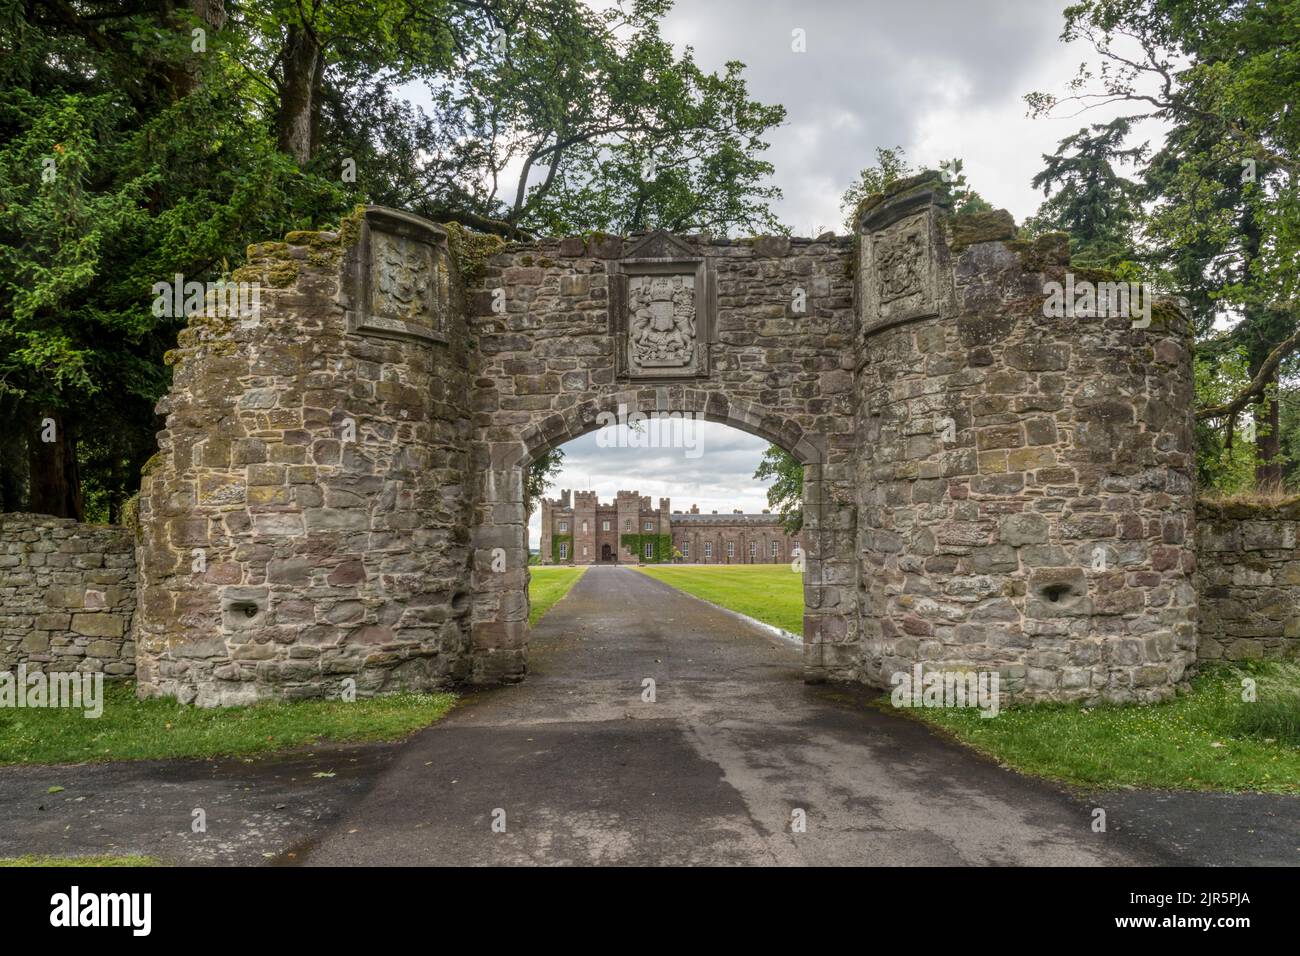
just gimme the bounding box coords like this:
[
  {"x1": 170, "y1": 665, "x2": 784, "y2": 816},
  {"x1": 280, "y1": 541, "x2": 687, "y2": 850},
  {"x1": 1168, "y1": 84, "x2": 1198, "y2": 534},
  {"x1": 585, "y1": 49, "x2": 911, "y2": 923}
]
[
  {"x1": 308, "y1": 0, "x2": 785, "y2": 237},
  {"x1": 753, "y1": 444, "x2": 803, "y2": 535},
  {"x1": 525, "y1": 448, "x2": 564, "y2": 516},
  {"x1": 229, "y1": 0, "x2": 457, "y2": 168},
  {"x1": 840, "y1": 147, "x2": 992, "y2": 232},
  {"x1": 1027, "y1": 0, "x2": 1300, "y2": 488},
  {"x1": 0, "y1": 0, "x2": 344, "y2": 518},
  {"x1": 1022, "y1": 117, "x2": 1147, "y2": 267},
  {"x1": 839, "y1": 146, "x2": 912, "y2": 231},
  {"x1": 1146, "y1": 120, "x2": 1294, "y2": 485}
]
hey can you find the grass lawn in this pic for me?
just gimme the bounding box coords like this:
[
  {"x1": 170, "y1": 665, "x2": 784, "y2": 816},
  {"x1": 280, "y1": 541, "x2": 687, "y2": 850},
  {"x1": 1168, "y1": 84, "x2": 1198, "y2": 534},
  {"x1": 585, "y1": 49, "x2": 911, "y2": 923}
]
[
  {"x1": 528, "y1": 565, "x2": 587, "y2": 624},
  {"x1": 0, "y1": 855, "x2": 157, "y2": 867},
  {"x1": 634, "y1": 564, "x2": 804, "y2": 635},
  {"x1": 0, "y1": 682, "x2": 456, "y2": 766},
  {"x1": 909, "y1": 661, "x2": 1300, "y2": 794},
  {"x1": 630, "y1": 564, "x2": 1299, "y2": 793}
]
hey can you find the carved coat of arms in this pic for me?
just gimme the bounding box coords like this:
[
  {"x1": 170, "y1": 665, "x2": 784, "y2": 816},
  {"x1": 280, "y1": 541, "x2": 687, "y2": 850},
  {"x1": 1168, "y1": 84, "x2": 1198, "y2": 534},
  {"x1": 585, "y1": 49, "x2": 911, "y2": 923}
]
[
  {"x1": 612, "y1": 230, "x2": 710, "y2": 380},
  {"x1": 372, "y1": 232, "x2": 436, "y2": 326},
  {"x1": 629, "y1": 274, "x2": 696, "y2": 367},
  {"x1": 344, "y1": 206, "x2": 451, "y2": 344},
  {"x1": 876, "y1": 230, "x2": 923, "y2": 303}
]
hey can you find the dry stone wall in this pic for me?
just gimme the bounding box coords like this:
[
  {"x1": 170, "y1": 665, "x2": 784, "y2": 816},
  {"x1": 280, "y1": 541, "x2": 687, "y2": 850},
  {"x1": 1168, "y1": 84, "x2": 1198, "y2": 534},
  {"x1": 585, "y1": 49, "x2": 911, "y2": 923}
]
[
  {"x1": 1196, "y1": 500, "x2": 1300, "y2": 661},
  {"x1": 0, "y1": 513, "x2": 136, "y2": 677}
]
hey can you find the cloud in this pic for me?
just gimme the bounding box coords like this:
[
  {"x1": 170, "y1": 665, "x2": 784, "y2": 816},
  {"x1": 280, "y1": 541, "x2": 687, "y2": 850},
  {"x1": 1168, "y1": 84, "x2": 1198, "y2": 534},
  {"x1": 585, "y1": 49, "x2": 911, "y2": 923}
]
[{"x1": 656, "y1": 0, "x2": 1137, "y2": 232}]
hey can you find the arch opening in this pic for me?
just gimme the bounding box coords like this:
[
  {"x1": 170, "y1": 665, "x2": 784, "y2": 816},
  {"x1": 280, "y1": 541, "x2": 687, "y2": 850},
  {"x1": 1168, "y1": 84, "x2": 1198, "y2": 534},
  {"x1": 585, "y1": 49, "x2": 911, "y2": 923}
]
[{"x1": 468, "y1": 391, "x2": 839, "y2": 685}]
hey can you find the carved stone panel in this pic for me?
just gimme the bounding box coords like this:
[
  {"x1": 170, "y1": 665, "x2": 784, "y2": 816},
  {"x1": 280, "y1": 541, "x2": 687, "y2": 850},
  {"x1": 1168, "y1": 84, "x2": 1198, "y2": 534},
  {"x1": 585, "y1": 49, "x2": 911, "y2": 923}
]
[
  {"x1": 628, "y1": 273, "x2": 697, "y2": 369},
  {"x1": 858, "y1": 186, "x2": 954, "y2": 340},
  {"x1": 345, "y1": 206, "x2": 450, "y2": 344},
  {"x1": 876, "y1": 223, "x2": 925, "y2": 304},
  {"x1": 611, "y1": 230, "x2": 713, "y2": 381}
]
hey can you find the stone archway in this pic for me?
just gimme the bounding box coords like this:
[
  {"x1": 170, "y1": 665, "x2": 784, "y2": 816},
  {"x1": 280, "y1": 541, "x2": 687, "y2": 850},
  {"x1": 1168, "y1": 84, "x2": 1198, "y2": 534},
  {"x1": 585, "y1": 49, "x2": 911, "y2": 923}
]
[{"x1": 133, "y1": 180, "x2": 1200, "y2": 708}]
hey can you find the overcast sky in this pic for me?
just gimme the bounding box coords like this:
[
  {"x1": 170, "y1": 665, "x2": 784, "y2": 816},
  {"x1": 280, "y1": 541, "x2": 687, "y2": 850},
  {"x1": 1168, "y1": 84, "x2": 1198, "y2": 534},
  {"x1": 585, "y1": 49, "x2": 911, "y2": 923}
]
[
  {"x1": 652, "y1": 0, "x2": 1155, "y2": 233},
  {"x1": 422, "y1": 0, "x2": 1160, "y2": 548}
]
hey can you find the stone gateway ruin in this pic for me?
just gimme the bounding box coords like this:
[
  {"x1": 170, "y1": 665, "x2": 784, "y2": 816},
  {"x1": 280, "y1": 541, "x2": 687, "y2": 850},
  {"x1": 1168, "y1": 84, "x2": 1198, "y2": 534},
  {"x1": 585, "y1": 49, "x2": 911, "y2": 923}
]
[{"x1": 113, "y1": 173, "x2": 1205, "y2": 707}]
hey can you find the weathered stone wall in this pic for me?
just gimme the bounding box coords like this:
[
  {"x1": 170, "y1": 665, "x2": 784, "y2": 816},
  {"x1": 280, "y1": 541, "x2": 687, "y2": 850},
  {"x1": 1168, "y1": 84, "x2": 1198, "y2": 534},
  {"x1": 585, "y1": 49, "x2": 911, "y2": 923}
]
[
  {"x1": 0, "y1": 513, "x2": 136, "y2": 677},
  {"x1": 853, "y1": 180, "x2": 1197, "y2": 703},
  {"x1": 134, "y1": 208, "x2": 477, "y2": 706},
  {"x1": 1195, "y1": 500, "x2": 1300, "y2": 661},
  {"x1": 127, "y1": 189, "x2": 1204, "y2": 706},
  {"x1": 467, "y1": 230, "x2": 859, "y2": 684}
]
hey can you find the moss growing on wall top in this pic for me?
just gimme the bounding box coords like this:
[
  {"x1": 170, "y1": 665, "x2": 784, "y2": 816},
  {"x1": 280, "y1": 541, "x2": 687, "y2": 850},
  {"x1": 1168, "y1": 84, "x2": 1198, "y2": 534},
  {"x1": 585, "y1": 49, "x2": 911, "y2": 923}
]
[
  {"x1": 947, "y1": 209, "x2": 1017, "y2": 253},
  {"x1": 444, "y1": 221, "x2": 507, "y2": 286},
  {"x1": 1003, "y1": 232, "x2": 1071, "y2": 272},
  {"x1": 1197, "y1": 496, "x2": 1300, "y2": 521}
]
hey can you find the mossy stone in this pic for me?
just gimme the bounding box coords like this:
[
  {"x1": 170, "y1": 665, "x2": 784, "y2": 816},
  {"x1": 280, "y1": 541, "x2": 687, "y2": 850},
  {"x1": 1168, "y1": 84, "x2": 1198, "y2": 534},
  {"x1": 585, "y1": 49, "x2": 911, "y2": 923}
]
[{"x1": 948, "y1": 209, "x2": 1016, "y2": 253}]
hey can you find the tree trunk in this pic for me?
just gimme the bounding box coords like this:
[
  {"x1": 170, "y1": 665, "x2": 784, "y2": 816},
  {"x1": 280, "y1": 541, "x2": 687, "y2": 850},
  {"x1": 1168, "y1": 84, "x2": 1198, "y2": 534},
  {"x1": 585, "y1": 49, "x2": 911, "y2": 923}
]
[
  {"x1": 28, "y1": 411, "x2": 84, "y2": 520},
  {"x1": 191, "y1": 0, "x2": 227, "y2": 31},
  {"x1": 276, "y1": 24, "x2": 322, "y2": 167},
  {"x1": 0, "y1": 436, "x2": 25, "y2": 513},
  {"x1": 1254, "y1": 373, "x2": 1282, "y2": 487},
  {"x1": 163, "y1": 0, "x2": 228, "y2": 99},
  {"x1": 308, "y1": 51, "x2": 326, "y2": 162}
]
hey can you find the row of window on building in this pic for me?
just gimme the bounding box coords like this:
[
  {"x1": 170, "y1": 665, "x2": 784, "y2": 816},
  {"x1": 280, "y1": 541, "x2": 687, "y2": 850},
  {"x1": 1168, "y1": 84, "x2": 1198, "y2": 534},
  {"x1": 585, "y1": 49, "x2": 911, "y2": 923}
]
[
  {"x1": 556, "y1": 519, "x2": 653, "y2": 533},
  {"x1": 679, "y1": 541, "x2": 783, "y2": 560},
  {"x1": 554, "y1": 539, "x2": 784, "y2": 561}
]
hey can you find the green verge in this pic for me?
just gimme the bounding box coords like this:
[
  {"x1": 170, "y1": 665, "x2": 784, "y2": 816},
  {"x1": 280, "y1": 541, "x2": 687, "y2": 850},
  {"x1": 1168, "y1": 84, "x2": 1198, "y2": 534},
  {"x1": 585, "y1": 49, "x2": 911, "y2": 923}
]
[
  {"x1": 0, "y1": 855, "x2": 158, "y2": 867},
  {"x1": 632, "y1": 564, "x2": 1300, "y2": 793},
  {"x1": 634, "y1": 564, "x2": 804, "y2": 635},
  {"x1": 0, "y1": 682, "x2": 456, "y2": 766},
  {"x1": 528, "y1": 565, "x2": 587, "y2": 625},
  {"x1": 906, "y1": 661, "x2": 1300, "y2": 794}
]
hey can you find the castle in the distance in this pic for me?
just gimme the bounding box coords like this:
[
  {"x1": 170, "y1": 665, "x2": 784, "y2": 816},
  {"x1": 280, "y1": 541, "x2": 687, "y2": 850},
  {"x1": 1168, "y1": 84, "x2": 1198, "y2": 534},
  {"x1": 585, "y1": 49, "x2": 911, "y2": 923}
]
[{"x1": 539, "y1": 490, "x2": 802, "y2": 565}]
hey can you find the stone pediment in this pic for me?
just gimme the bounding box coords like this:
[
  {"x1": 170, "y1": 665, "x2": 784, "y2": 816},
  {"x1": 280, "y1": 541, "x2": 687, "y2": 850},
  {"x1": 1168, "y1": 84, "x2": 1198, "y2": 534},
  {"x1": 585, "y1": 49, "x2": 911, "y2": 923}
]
[{"x1": 622, "y1": 230, "x2": 698, "y2": 262}]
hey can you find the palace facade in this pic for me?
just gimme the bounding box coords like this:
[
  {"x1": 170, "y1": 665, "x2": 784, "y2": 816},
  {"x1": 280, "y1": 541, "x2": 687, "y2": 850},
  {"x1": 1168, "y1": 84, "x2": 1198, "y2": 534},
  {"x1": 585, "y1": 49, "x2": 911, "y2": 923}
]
[{"x1": 538, "y1": 489, "x2": 803, "y2": 565}]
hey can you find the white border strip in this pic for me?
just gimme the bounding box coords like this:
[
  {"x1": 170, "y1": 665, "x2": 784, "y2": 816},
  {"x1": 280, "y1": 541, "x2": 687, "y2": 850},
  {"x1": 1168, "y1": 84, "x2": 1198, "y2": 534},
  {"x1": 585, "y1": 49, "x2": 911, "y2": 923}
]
[{"x1": 635, "y1": 569, "x2": 803, "y2": 648}]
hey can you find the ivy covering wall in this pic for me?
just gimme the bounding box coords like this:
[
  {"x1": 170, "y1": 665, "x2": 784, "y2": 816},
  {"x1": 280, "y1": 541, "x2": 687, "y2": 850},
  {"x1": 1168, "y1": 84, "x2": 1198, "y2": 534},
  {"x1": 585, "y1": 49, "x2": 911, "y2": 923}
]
[
  {"x1": 620, "y1": 533, "x2": 674, "y2": 563},
  {"x1": 550, "y1": 534, "x2": 574, "y2": 563}
]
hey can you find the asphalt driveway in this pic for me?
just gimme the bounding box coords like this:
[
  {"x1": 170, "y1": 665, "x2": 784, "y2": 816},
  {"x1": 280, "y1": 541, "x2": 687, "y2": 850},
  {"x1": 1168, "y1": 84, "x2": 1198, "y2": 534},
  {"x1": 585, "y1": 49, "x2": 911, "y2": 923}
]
[{"x1": 2, "y1": 565, "x2": 1294, "y2": 866}]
